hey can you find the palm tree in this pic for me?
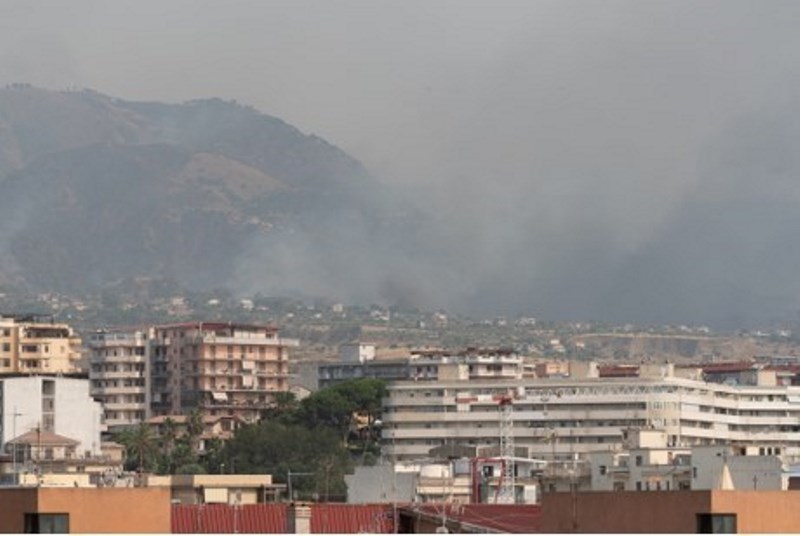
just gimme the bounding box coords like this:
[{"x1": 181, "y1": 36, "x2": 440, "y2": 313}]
[
  {"x1": 186, "y1": 409, "x2": 205, "y2": 456},
  {"x1": 159, "y1": 417, "x2": 178, "y2": 474},
  {"x1": 119, "y1": 423, "x2": 158, "y2": 474}
]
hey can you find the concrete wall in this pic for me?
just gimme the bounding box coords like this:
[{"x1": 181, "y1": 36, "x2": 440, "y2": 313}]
[
  {"x1": 1, "y1": 377, "x2": 103, "y2": 455},
  {"x1": 0, "y1": 487, "x2": 171, "y2": 533},
  {"x1": 346, "y1": 464, "x2": 418, "y2": 503},
  {"x1": 0, "y1": 489, "x2": 38, "y2": 533},
  {"x1": 541, "y1": 491, "x2": 712, "y2": 533},
  {"x1": 54, "y1": 378, "x2": 103, "y2": 455},
  {"x1": 542, "y1": 490, "x2": 800, "y2": 533},
  {"x1": 711, "y1": 491, "x2": 800, "y2": 533}
]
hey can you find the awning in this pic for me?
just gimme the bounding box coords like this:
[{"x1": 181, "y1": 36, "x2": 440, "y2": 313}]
[{"x1": 211, "y1": 391, "x2": 228, "y2": 402}]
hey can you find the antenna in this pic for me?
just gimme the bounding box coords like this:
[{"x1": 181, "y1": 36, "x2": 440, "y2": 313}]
[{"x1": 496, "y1": 393, "x2": 515, "y2": 503}]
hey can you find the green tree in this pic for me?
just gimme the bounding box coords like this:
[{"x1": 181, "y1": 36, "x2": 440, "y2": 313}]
[
  {"x1": 262, "y1": 391, "x2": 299, "y2": 424},
  {"x1": 222, "y1": 421, "x2": 352, "y2": 500},
  {"x1": 155, "y1": 417, "x2": 179, "y2": 474},
  {"x1": 117, "y1": 423, "x2": 158, "y2": 473},
  {"x1": 298, "y1": 388, "x2": 354, "y2": 441},
  {"x1": 186, "y1": 409, "x2": 205, "y2": 455}
]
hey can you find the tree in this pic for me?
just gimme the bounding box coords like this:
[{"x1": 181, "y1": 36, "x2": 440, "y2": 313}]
[
  {"x1": 117, "y1": 423, "x2": 158, "y2": 473},
  {"x1": 331, "y1": 378, "x2": 387, "y2": 426},
  {"x1": 262, "y1": 391, "x2": 299, "y2": 424},
  {"x1": 186, "y1": 409, "x2": 205, "y2": 455},
  {"x1": 297, "y1": 388, "x2": 354, "y2": 441},
  {"x1": 222, "y1": 421, "x2": 352, "y2": 500},
  {"x1": 156, "y1": 417, "x2": 179, "y2": 474}
]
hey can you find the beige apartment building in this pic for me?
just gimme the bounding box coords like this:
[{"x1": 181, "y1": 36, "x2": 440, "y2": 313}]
[
  {"x1": 0, "y1": 315, "x2": 83, "y2": 375},
  {"x1": 87, "y1": 329, "x2": 150, "y2": 430},
  {"x1": 150, "y1": 322, "x2": 298, "y2": 422}
]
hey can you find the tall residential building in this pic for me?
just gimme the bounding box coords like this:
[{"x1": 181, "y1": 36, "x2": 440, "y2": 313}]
[
  {"x1": 87, "y1": 329, "x2": 151, "y2": 430},
  {"x1": 0, "y1": 315, "x2": 83, "y2": 375},
  {"x1": 150, "y1": 322, "x2": 298, "y2": 422},
  {"x1": 381, "y1": 362, "x2": 800, "y2": 462}
]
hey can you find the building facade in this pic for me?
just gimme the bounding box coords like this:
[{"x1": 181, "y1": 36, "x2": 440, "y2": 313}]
[
  {"x1": 318, "y1": 347, "x2": 523, "y2": 389},
  {"x1": 587, "y1": 428, "x2": 784, "y2": 493},
  {"x1": 150, "y1": 322, "x2": 297, "y2": 422},
  {"x1": 0, "y1": 315, "x2": 83, "y2": 375},
  {"x1": 0, "y1": 376, "x2": 104, "y2": 469},
  {"x1": 381, "y1": 363, "x2": 800, "y2": 463},
  {"x1": 88, "y1": 329, "x2": 150, "y2": 430}
]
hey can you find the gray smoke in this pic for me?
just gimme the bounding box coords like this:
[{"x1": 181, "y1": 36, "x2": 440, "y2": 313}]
[{"x1": 3, "y1": 1, "x2": 800, "y2": 327}]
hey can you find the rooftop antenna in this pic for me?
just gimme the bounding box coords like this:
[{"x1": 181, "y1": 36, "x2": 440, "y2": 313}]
[{"x1": 496, "y1": 392, "x2": 515, "y2": 504}]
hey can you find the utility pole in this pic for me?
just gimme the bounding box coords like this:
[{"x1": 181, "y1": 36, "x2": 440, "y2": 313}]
[{"x1": 11, "y1": 407, "x2": 23, "y2": 482}]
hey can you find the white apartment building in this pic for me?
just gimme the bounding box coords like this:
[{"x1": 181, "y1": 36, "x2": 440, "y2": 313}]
[
  {"x1": 381, "y1": 362, "x2": 800, "y2": 462},
  {"x1": 0, "y1": 376, "x2": 104, "y2": 460},
  {"x1": 88, "y1": 329, "x2": 151, "y2": 430}
]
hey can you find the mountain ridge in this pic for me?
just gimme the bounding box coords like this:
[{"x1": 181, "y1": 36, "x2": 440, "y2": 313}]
[{"x1": 0, "y1": 85, "x2": 420, "y2": 302}]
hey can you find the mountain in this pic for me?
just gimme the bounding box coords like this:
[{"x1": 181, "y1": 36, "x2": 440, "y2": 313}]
[{"x1": 0, "y1": 85, "x2": 422, "y2": 303}]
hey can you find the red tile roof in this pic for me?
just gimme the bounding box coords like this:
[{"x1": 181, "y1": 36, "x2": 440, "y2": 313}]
[
  {"x1": 311, "y1": 504, "x2": 396, "y2": 533},
  {"x1": 172, "y1": 504, "x2": 288, "y2": 533},
  {"x1": 8, "y1": 430, "x2": 79, "y2": 446},
  {"x1": 171, "y1": 503, "x2": 397, "y2": 533}
]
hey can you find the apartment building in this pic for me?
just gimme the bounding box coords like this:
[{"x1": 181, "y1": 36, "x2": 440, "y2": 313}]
[
  {"x1": 381, "y1": 362, "x2": 800, "y2": 462},
  {"x1": 587, "y1": 428, "x2": 784, "y2": 493},
  {"x1": 0, "y1": 315, "x2": 83, "y2": 375},
  {"x1": 318, "y1": 347, "x2": 523, "y2": 388},
  {"x1": 409, "y1": 348, "x2": 523, "y2": 381},
  {"x1": 150, "y1": 322, "x2": 298, "y2": 422},
  {"x1": 87, "y1": 329, "x2": 150, "y2": 430}
]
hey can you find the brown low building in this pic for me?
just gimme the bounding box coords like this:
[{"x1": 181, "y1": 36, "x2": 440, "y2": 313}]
[
  {"x1": 541, "y1": 490, "x2": 800, "y2": 533},
  {"x1": 0, "y1": 487, "x2": 171, "y2": 533}
]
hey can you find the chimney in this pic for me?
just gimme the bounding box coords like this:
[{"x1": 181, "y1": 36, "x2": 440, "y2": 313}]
[{"x1": 288, "y1": 503, "x2": 312, "y2": 534}]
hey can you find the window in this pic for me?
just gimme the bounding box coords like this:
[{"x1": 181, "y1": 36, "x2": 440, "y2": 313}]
[
  {"x1": 635, "y1": 455, "x2": 643, "y2": 467},
  {"x1": 697, "y1": 514, "x2": 737, "y2": 533},
  {"x1": 24, "y1": 514, "x2": 69, "y2": 533},
  {"x1": 599, "y1": 465, "x2": 607, "y2": 475}
]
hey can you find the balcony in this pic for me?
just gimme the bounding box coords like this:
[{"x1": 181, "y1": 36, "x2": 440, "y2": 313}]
[
  {"x1": 89, "y1": 354, "x2": 147, "y2": 364},
  {"x1": 193, "y1": 335, "x2": 299, "y2": 347},
  {"x1": 90, "y1": 370, "x2": 144, "y2": 380}
]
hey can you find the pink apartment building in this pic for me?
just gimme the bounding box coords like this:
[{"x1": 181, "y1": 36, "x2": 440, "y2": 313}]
[{"x1": 150, "y1": 322, "x2": 298, "y2": 422}]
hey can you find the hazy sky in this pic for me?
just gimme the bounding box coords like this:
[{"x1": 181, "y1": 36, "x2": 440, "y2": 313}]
[{"x1": 2, "y1": 1, "x2": 800, "y2": 327}]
